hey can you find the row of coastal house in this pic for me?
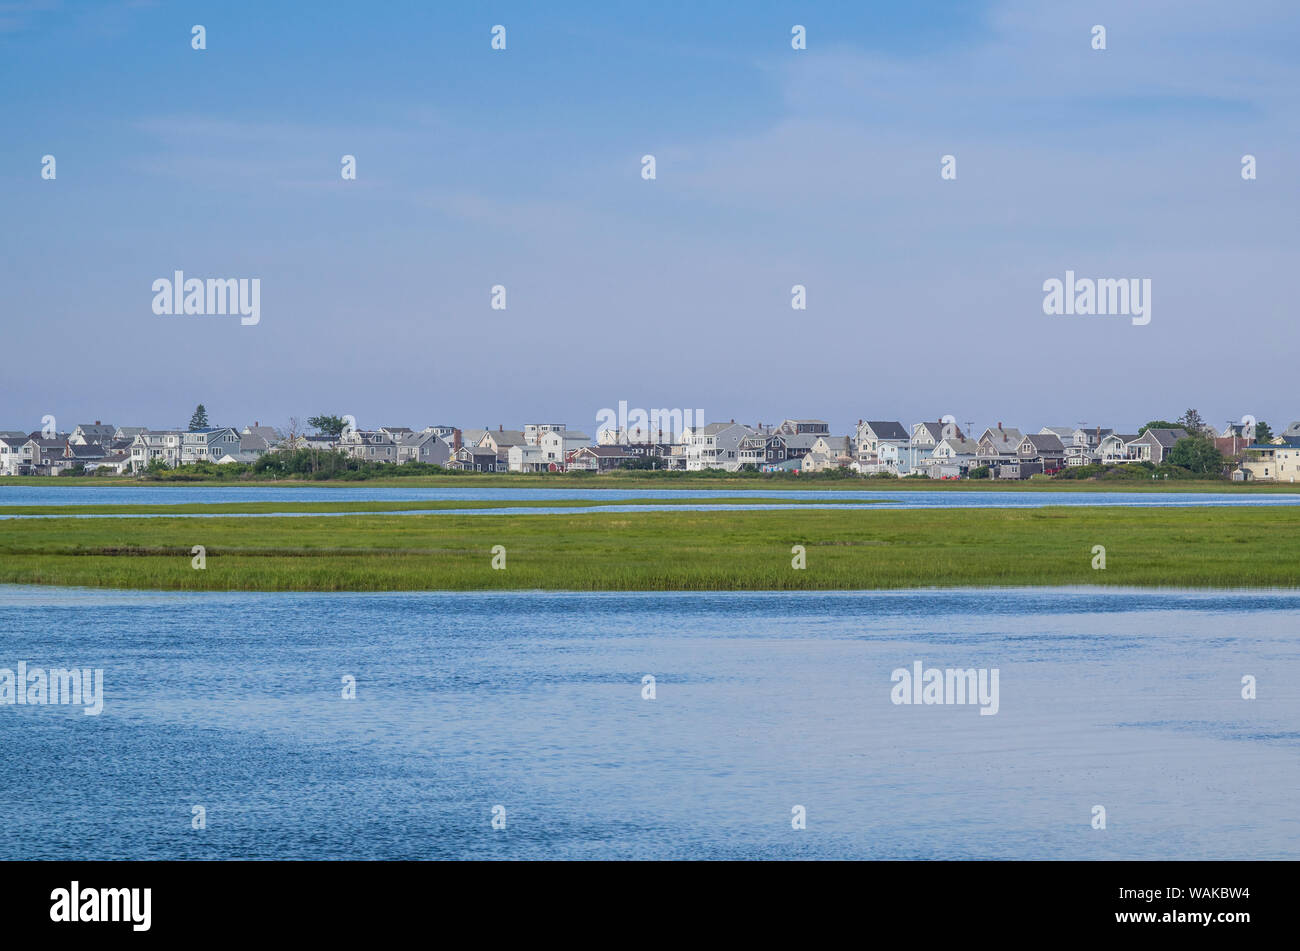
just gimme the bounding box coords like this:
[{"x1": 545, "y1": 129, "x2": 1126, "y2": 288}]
[
  {"x1": 0, "y1": 422, "x2": 281, "y2": 476},
  {"x1": 647, "y1": 418, "x2": 1265, "y2": 479},
  {"x1": 5, "y1": 416, "x2": 1300, "y2": 481}
]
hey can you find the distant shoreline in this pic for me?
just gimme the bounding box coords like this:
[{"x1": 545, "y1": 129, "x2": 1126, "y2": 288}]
[{"x1": 3, "y1": 473, "x2": 1298, "y2": 493}]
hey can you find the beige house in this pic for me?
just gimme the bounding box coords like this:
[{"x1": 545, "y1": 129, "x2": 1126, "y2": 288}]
[{"x1": 1241, "y1": 439, "x2": 1300, "y2": 482}]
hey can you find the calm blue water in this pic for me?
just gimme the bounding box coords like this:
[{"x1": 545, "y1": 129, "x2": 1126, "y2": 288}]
[
  {"x1": 1, "y1": 585, "x2": 1296, "y2": 859},
  {"x1": 2, "y1": 484, "x2": 1298, "y2": 518}
]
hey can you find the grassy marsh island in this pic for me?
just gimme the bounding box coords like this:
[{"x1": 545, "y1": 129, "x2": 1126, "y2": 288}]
[{"x1": 1, "y1": 503, "x2": 1296, "y2": 591}]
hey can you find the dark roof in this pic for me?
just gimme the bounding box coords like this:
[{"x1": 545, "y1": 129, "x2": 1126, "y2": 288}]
[
  {"x1": 1142, "y1": 428, "x2": 1189, "y2": 447},
  {"x1": 1022, "y1": 433, "x2": 1065, "y2": 452},
  {"x1": 67, "y1": 443, "x2": 107, "y2": 459},
  {"x1": 863, "y1": 421, "x2": 909, "y2": 440},
  {"x1": 579, "y1": 446, "x2": 631, "y2": 457}
]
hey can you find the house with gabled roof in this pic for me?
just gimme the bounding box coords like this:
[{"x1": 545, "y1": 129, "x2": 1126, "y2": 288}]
[
  {"x1": 776, "y1": 419, "x2": 829, "y2": 436},
  {"x1": 738, "y1": 431, "x2": 819, "y2": 467},
  {"x1": 0, "y1": 431, "x2": 32, "y2": 476},
  {"x1": 394, "y1": 431, "x2": 451, "y2": 466},
  {"x1": 538, "y1": 429, "x2": 589, "y2": 468},
  {"x1": 242, "y1": 423, "x2": 280, "y2": 445},
  {"x1": 682, "y1": 421, "x2": 755, "y2": 471},
  {"x1": 23, "y1": 435, "x2": 71, "y2": 474},
  {"x1": 480, "y1": 427, "x2": 528, "y2": 454},
  {"x1": 567, "y1": 445, "x2": 632, "y2": 472},
  {"x1": 1128, "y1": 428, "x2": 1188, "y2": 464},
  {"x1": 421, "y1": 425, "x2": 457, "y2": 442},
  {"x1": 63, "y1": 441, "x2": 107, "y2": 467},
  {"x1": 129, "y1": 430, "x2": 183, "y2": 470},
  {"x1": 1017, "y1": 433, "x2": 1066, "y2": 470},
  {"x1": 181, "y1": 427, "x2": 241, "y2": 464},
  {"x1": 1037, "y1": 426, "x2": 1075, "y2": 445},
  {"x1": 807, "y1": 434, "x2": 854, "y2": 472},
  {"x1": 976, "y1": 425, "x2": 1023, "y2": 465},
  {"x1": 337, "y1": 429, "x2": 398, "y2": 463},
  {"x1": 69, "y1": 422, "x2": 116, "y2": 446},
  {"x1": 1062, "y1": 444, "x2": 1096, "y2": 467},
  {"x1": 1097, "y1": 433, "x2": 1140, "y2": 464},
  {"x1": 908, "y1": 420, "x2": 963, "y2": 470},
  {"x1": 507, "y1": 442, "x2": 548, "y2": 472},
  {"x1": 450, "y1": 445, "x2": 500, "y2": 472},
  {"x1": 460, "y1": 429, "x2": 490, "y2": 450},
  {"x1": 853, "y1": 420, "x2": 910, "y2": 463},
  {"x1": 919, "y1": 436, "x2": 979, "y2": 478},
  {"x1": 804, "y1": 435, "x2": 853, "y2": 473},
  {"x1": 1076, "y1": 426, "x2": 1118, "y2": 449},
  {"x1": 1048, "y1": 424, "x2": 1110, "y2": 465},
  {"x1": 87, "y1": 451, "x2": 132, "y2": 475}
]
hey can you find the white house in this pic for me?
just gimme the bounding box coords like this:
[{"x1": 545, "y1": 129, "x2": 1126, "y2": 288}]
[
  {"x1": 180, "y1": 427, "x2": 242, "y2": 464},
  {"x1": 507, "y1": 443, "x2": 548, "y2": 472},
  {"x1": 682, "y1": 422, "x2": 754, "y2": 471},
  {"x1": 524, "y1": 423, "x2": 566, "y2": 446},
  {"x1": 908, "y1": 421, "x2": 960, "y2": 471},
  {"x1": 1098, "y1": 433, "x2": 1140, "y2": 464},
  {"x1": 0, "y1": 431, "x2": 31, "y2": 476},
  {"x1": 130, "y1": 431, "x2": 183, "y2": 470},
  {"x1": 69, "y1": 422, "x2": 116, "y2": 446},
  {"x1": 537, "y1": 429, "x2": 589, "y2": 469},
  {"x1": 854, "y1": 421, "x2": 910, "y2": 465}
]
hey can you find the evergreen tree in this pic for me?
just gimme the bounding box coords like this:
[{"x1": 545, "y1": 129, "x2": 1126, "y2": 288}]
[{"x1": 1177, "y1": 408, "x2": 1206, "y2": 434}]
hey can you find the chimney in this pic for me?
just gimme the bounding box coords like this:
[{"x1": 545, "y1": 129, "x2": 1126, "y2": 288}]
[
  {"x1": 453, "y1": 428, "x2": 462, "y2": 452},
  {"x1": 998, "y1": 421, "x2": 1003, "y2": 431},
  {"x1": 499, "y1": 424, "x2": 503, "y2": 432},
  {"x1": 730, "y1": 418, "x2": 735, "y2": 424},
  {"x1": 94, "y1": 420, "x2": 101, "y2": 425}
]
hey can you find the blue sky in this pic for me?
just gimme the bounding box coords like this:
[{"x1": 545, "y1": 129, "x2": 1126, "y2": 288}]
[{"x1": 2, "y1": 0, "x2": 1298, "y2": 436}]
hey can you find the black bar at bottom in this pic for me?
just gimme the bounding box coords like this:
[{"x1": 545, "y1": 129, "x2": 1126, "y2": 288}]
[{"x1": 0, "y1": 859, "x2": 1278, "y2": 938}]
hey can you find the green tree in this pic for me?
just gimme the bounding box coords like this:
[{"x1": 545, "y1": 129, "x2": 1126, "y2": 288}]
[
  {"x1": 1255, "y1": 421, "x2": 1274, "y2": 443},
  {"x1": 1177, "y1": 408, "x2": 1207, "y2": 434},
  {"x1": 188, "y1": 404, "x2": 209, "y2": 431},
  {"x1": 307, "y1": 415, "x2": 348, "y2": 437},
  {"x1": 1139, "y1": 420, "x2": 1180, "y2": 435},
  {"x1": 1168, "y1": 435, "x2": 1224, "y2": 475}
]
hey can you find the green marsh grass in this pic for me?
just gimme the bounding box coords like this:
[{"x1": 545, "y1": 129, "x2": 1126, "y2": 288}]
[{"x1": 1, "y1": 505, "x2": 1296, "y2": 591}]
